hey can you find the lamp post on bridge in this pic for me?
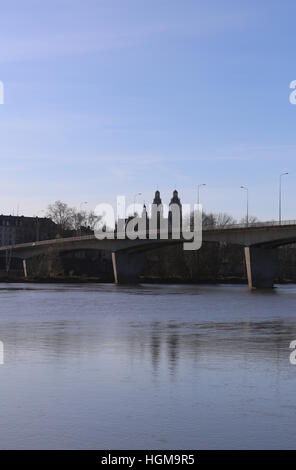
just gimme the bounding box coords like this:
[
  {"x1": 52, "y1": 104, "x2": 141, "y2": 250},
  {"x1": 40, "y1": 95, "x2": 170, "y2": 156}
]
[
  {"x1": 79, "y1": 201, "x2": 88, "y2": 236},
  {"x1": 279, "y1": 172, "x2": 289, "y2": 225},
  {"x1": 240, "y1": 186, "x2": 249, "y2": 226},
  {"x1": 35, "y1": 209, "x2": 45, "y2": 241}
]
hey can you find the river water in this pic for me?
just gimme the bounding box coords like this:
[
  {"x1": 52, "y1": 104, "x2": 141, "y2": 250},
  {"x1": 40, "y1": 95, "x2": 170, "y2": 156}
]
[{"x1": 0, "y1": 282, "x2": 295, "y2": 449}]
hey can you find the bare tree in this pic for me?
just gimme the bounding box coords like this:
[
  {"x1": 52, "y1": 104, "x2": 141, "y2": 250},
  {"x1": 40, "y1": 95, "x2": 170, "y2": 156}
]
[
  {"x1": 240, "y1": 215, "x2": 259, "y2": 225},
  {"x1": 72, "y1": 210, "x2": 88, "y2": 233},
  {"x1": 87, "y1": 211, "x2": 102, "y2": 230},
  {"x1": 46, "y1": 201, "x2": 102, "y2": 235},
  {"x1": 46, "y1": 201, "x2": 74, "y2": 232},
  {"x1": 189, "y1": 211, "x2": 235, "y2": 229},
  {"x1": 202, "y1": 212, "x2": 216, "y2": 227},
  {"x1": 214, "y1": 213, "x2": 236, "y2": 227}
]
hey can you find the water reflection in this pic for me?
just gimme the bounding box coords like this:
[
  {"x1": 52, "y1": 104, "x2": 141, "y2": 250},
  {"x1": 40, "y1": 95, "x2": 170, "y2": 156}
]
[
  {"x1": 0, "y1": 283, "x2": 295, "y2": 449},
  {"x1": 150, "y1": 323, "x2": 161, "y2": 372},
  {"x1": 1, "y1": 315, "x2": 296, "y2": 375}
]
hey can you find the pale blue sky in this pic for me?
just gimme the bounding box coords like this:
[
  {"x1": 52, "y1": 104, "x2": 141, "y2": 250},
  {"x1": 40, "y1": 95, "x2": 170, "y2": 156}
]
[{"x1": 0, "y1": 0, "x2": 295, "y2": 221}]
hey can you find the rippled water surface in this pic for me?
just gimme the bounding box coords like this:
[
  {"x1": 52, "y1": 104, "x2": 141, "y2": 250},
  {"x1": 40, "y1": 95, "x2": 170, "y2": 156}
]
[{"x1": 0, "y1": 283, "x2": 296, "y2": 449}]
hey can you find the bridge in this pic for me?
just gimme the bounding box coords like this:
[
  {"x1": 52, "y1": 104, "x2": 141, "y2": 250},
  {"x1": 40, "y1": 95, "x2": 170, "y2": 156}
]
[{"x1": 1, "y1": 220, "x2": 296, "y2": 288}]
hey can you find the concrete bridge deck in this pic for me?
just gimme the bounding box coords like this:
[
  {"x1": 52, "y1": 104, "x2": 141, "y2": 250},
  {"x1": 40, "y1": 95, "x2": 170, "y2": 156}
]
[{"x1": 1, "y1": 220, "x2": 296, "y2": 288}]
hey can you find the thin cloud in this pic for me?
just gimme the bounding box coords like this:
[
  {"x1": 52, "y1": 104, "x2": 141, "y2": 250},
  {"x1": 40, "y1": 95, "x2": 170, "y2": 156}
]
[{"x1": 0, "y1": 5, "x2": 253, "y2": 62}]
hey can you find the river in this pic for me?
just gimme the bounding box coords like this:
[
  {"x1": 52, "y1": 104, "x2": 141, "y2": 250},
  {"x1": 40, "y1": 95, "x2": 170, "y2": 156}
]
[{"x1": 0, "y1": 283, "x2": 295, "y2": 449}]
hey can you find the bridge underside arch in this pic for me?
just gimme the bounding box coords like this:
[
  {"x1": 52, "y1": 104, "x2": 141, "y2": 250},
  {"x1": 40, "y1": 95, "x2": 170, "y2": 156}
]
[{"x1": 1, "y1": 225, "x2": 296, "y2": 286}]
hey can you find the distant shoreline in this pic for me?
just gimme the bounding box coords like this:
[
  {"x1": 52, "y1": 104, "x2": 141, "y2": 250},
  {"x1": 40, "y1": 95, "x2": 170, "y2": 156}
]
[{"x1": 0, "y1": 277, "x2": 295, "y2": 286}]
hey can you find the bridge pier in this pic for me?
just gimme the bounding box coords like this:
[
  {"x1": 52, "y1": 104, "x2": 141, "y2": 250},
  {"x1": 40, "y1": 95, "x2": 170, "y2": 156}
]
[
  {"x1": 244, "y1": 246, "x2": 278, "y2": 289},
  {"x1": 22, "y1": 259, "x2": 28, "y2": 279},
  {"x1": 112, "y1": 251, "x2": 144, "y2": 284}
]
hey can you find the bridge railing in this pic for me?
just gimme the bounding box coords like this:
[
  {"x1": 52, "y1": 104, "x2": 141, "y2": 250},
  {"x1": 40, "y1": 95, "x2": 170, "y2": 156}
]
[
  {"x1": 1, "y1": 220, "x2": 296, "y2": 251},
  {"x1": 0, "y1": 234, "x2": 96, "y2": 250},
  {"x1": 203, "y1": 220, "x2": 296, "y2": 230}
]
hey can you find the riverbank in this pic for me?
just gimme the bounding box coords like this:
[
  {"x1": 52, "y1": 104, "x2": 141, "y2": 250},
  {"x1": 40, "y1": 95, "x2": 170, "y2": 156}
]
[{"x1": 0, "y1": 275, "x2": 296, "y2": 285}]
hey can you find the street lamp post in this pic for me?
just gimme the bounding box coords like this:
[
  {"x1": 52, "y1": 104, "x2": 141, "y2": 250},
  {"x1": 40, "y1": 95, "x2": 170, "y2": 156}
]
[
  {"x1": 35, "y1": 209, "x2": 45, "y2": 241},
  {"x1": 197, "y1": 184, "x2": 206, "y2": 206},
  {"x1": 133, "y1": 193, "x2": 142, "y2": 216},
  {"x1": 79, "y1": 201, "x2": 88, "y2": 236},
  {"x1": 279, "y1": 172, "x2": 289, "y2": 224},
  {"x1": 240, "y1": 186, "x2": 249, "y2": 226}
]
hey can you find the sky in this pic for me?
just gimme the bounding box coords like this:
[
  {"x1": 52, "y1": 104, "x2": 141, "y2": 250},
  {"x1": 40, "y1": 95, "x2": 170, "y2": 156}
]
[{"x1": 0, "y1": 0, "x2": 296, "y2": 221}]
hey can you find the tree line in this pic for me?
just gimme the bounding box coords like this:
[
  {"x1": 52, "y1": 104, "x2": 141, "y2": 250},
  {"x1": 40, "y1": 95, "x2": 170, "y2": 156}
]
[{"x1": 46, "y1": 200, "x2": 102, "y2": 234}]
